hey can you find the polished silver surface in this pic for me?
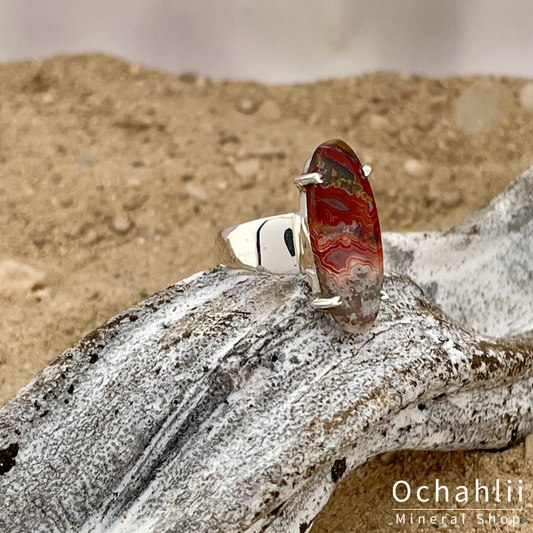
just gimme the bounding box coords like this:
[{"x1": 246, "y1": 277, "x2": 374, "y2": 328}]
[
  {"x1": 216, "y1": 196, "x2": 322, "y2": 294},
  {"x1": 216, "y1": 213, "x2": 300, "y2": 275},
  {"x1": 310, "y1": 296, "x2": 343, "y2": 309},
  {"x1": 295, "y1": 191, "x2": 320, "y2": 294},
  {"x1": 293, "y1": 171, "x2": 323, "y2": 189},
  {"x1": 362, "y1": 164, "x2": 372, "y2": 177},
  {"x1": 216, "y1": 186, "x2": 323, "y2": 293}
]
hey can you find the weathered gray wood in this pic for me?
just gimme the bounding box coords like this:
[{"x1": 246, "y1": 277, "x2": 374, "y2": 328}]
[
  {"x1": 383, "y1": 168, "x2": 533, "y2": 338},
  {"x1": 0, "y1": 168, "x2": 532, "y2": 533}
]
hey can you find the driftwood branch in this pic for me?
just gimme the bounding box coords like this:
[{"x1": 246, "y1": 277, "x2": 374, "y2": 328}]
[{"x1": 0, "y1": 169, "x2": 532, "y2": 533}]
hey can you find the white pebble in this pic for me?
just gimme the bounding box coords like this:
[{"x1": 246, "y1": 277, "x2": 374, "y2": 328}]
[
  {"x1": 184, "y1": 183, "x2": 208, "y2": 202},
  {"x1": 403, "y1": 159, "x2": 430, "y2": 178},
  {"x1": 237, "y1": 99, "x2": 258, "y2": 115},
  {"x1": 442, "y1": 190, "x2": 463, "y2": 208},
  {"x1": 0, "y1": 259, "x2": 46, "y2": 300},
  {"x1": 111, "y1": 217, "x2": 133, "y2": 236}
]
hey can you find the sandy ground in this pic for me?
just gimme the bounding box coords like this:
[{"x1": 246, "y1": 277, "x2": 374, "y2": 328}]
[{"x1": 1, "y1": 53, "x2": 533, "y2": 532}]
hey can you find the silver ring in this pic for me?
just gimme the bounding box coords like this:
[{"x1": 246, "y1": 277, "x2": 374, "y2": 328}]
[{"x1": 216, "y1": 139, "x2": 383, "y2": 333}]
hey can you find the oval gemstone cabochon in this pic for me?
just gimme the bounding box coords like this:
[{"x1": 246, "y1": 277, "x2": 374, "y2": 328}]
[{"x1": 305, "y1": 139, "x2": 383, "y2": 332}]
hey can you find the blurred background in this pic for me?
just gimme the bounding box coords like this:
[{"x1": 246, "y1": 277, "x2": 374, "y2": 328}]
[{"x1": 1, "y1": 0, "x2": 533, "y2": 82}]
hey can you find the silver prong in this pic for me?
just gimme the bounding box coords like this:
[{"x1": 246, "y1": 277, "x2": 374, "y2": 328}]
[
  {"x1": 311, "y1": 296, "x2": 342, "y2": 309},
  {"x1": 362, "y1": 165, "x2": 372, "y2": 178},
  {"x1": 294, "y1": 172, "x2": 323, "y2": 188}
]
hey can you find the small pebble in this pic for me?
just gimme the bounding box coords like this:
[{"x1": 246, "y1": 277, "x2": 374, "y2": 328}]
[
  {"x1": 257, "y1": 100, "x2": 281, "y2": 121},
  {"x1": 237, "y1": 98, "x2": 258, "y2": 115},
  {"x1": 519, "y1": 82, "x2": 533, "y2": 110},
  {"x1": 129, "y1": 63, "x2": 142, "y2": 75},
  {"x1": 380, "y1": 452, "x2": 396, "y2": 465},
  {"x1": 33, "y1": 287, "x2": 51, "y2": 300},
  {"x1": 368, "y1": 114, "x2": 390, "y2": 131},
  {"x1": 122, "y1": 194, "x2": 149, "y2": 212},
  {"x1": 404, "y1": 158, "x2": 430, "y2": 178},
  {"x1": 110, "y1": 217, "x2": 133, "y2": 236},
  {"x1": 68, "y1": 222, "x2": 89, "y2": 239},
  {"x1": 0, "y1": 259, "x2": 46, "y2": 300},
  {"x1": 184, "y1": 183, "x2": 208, "y2": 202},
  {"x1": 126, "y1": 176, "x2": 143, "y2": 188},
  {"x1": 82, "y1": 229, "x2": 100, "y2": 245},
  {"x1": 442, "y1": 190, "x2": 463, "y2": 208},
  {"x1": 234, "y1": 159, "x2": 261, "y2": 182},
  {"x1": 42, "y1": 92, "x2": 55, "y2": 104},
  {"x1": 32, "y1": 235, "x2": 45, "y2": 248},
  {"x1": 219, "y1": 134, "x2": 240, "y2": 145},
  {"x1": 196, "y1": 76, "x2": 208, "y2": 94}
]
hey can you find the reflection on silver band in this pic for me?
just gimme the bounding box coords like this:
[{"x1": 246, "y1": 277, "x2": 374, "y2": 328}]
[
  {"x1": 216, "y1": 213, "x2": 300, "y2": 275},
  {"x1": 216, "y1": 191, "x2": 323, "y2": 297},
  {"x1": 293, "y1": 172, "x2": 323, "y2": 189},
  {"x1": 311, "y1": 296, "x2": 342, "y2": 309}
]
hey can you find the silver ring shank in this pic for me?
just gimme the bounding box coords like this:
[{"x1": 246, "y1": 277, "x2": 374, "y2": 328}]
[{"x1": 216, "y1": 194, "x2": 320, "y2": 293}]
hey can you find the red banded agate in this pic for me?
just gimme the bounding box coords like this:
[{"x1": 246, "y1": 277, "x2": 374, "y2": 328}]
[{"x1": 304, "y1": 139, "x2": 383, "y2": 333}]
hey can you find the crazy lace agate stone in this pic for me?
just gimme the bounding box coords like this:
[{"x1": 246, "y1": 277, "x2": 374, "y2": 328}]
[{"x1": 305, "y1": 139, "x2": 383, "y2": 332}]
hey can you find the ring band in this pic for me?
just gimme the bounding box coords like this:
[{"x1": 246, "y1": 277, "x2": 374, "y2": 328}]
[{"x1": 216, "y1": 139, "x2": 383, "y2": 333}]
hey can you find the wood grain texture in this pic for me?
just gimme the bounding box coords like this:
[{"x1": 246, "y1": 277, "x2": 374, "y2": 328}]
[{"x1": 0, "y1": 169, "x2": 532, "y2": 533}]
